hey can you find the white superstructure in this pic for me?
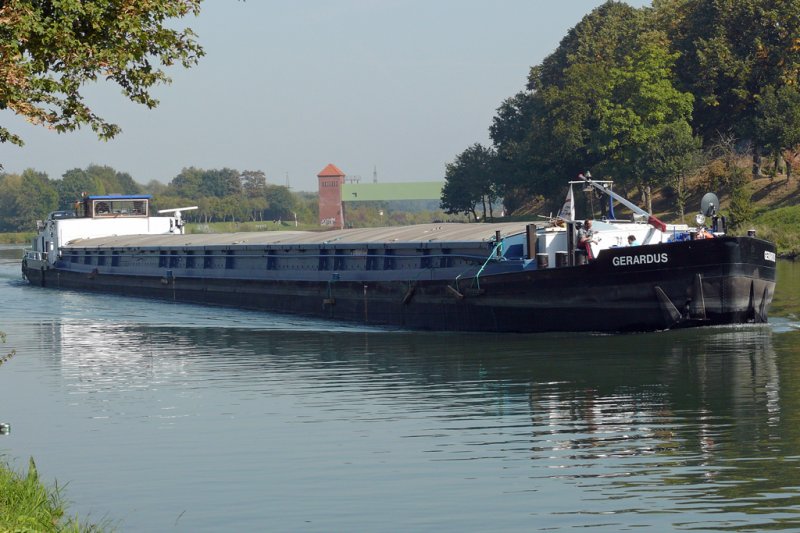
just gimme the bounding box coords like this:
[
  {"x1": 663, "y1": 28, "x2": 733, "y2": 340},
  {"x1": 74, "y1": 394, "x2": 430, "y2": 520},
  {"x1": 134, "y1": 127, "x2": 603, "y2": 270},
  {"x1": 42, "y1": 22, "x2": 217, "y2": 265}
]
[{"x1": 25, "y1": 195, "x2": 182, "y2": 267}]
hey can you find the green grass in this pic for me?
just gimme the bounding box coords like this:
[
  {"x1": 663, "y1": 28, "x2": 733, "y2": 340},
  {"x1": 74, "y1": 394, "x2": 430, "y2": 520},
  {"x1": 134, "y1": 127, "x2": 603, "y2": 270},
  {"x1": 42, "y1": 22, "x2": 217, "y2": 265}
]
[
  {"x1": 186, "y1": 220, "x2": 320, "y2": 233},
  {"x1": 0, "y1": 232, "x2": 34, "y2": 245},
  {"x1": 0, "y1": 457, "x2": 109, "y2": 532},
  {"x1": 750, "y1": 205, "x2": 800, "y2": 258}
]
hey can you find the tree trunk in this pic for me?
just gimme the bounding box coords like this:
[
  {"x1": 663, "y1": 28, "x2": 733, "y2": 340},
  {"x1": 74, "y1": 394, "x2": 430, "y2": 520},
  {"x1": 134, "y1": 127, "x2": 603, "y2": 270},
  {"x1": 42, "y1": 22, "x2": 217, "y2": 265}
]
[{"x1": 752, "y1": 144, "x2": 762, "y2": 179}]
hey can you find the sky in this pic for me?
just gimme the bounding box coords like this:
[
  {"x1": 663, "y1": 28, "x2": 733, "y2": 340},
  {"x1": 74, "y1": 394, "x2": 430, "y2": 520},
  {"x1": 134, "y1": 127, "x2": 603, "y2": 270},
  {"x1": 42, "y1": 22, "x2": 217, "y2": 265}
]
[{"x1": 1, "y1": 0, "x2": 650, "y2": 192}]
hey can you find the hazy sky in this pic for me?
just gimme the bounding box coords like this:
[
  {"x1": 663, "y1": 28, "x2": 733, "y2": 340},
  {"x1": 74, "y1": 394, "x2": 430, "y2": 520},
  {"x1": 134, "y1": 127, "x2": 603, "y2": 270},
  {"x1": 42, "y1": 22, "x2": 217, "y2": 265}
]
[{"x1": 1, "y1": 1, "x2": 649, "y2": 192}]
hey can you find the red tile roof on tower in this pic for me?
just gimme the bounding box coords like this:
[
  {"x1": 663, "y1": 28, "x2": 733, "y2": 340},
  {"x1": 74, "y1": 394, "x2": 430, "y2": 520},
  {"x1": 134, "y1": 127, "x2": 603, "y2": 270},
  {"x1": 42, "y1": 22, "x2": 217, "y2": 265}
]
[{"x1": 317, "y1": 163, "x2": 345, "y2": 177}]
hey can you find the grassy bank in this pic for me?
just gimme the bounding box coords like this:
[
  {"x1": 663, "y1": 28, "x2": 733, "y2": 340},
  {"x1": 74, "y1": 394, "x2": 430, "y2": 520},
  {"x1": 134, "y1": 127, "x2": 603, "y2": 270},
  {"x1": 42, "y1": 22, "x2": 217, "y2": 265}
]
[
  {"x1": 0, "y1": 232, "x2": 33, "y2": 245},
  {"x1": 0, "y1": 457, "x2": 108, "y2": 532},
  {"x1": 752, "y1": 205, "x2": 800, "y2": 259}
]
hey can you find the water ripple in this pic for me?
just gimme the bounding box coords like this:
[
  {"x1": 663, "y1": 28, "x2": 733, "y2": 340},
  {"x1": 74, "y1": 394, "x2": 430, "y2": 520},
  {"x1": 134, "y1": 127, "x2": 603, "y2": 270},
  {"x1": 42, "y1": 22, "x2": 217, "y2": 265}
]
[{"x1": 2, "y1": 256, "x2": 800, "y2": 531}]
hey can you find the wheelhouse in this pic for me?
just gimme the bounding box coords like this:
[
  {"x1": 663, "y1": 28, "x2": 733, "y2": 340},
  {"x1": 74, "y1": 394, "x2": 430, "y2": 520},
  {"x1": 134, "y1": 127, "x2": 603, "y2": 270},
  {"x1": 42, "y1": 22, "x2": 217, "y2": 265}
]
[{"x1": 78, "y1": 195, "x2": 152, "y2": 218}]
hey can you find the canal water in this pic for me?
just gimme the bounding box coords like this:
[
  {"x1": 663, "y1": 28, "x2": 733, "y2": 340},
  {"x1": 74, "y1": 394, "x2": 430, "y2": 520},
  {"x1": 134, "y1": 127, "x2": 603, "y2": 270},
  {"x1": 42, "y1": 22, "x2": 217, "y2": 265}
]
[{"x1": 1, "y1": 246, "x2": 800, "y2": 531}]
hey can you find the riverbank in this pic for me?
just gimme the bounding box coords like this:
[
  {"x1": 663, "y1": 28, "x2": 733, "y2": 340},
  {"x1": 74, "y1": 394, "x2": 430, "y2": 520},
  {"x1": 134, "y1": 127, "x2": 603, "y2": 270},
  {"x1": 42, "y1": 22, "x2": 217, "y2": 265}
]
[
  {"x1": 0, "y1": 458, "x2": 108, "y2": 532},
  {"x1": 0, "y1": 232, "x2": 33, "y2": 245},
  {"x1": 664, "y1": 174, "x2": 800, "y2": 259}
]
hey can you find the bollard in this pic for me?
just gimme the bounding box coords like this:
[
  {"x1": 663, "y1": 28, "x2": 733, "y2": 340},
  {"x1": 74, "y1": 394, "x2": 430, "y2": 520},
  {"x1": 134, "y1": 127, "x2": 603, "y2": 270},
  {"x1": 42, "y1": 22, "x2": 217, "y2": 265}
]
[{"x1": 536, "y1": 253, "x2": 549, "y2": 269}]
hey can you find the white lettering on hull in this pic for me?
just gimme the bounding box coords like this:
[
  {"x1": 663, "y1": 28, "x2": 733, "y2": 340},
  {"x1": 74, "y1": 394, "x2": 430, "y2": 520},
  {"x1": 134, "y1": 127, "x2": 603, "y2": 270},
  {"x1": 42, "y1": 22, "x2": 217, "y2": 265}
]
[{"x1": 612, "y1": 253, "x2": 669, "y2": 267}]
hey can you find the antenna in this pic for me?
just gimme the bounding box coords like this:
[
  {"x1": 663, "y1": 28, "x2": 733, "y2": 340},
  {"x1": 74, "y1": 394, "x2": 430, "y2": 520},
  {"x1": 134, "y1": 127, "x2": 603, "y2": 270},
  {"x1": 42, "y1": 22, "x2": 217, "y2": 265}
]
[
  {"x1": 285, "y1": 172, "x2": 290, "y2": 189},
  {"x1": 373, "y1": 165, "x2": 377, "y2": 183}
]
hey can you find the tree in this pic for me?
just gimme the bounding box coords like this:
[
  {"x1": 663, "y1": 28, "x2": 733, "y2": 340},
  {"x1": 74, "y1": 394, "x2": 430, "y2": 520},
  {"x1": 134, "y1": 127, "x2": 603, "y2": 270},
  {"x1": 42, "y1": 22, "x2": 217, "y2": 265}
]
[
  {"x1": 490, "y1": 1, "x2": 651, "y2": 202},
  {"x1": 728, "y1": 171, "x2": 755, "y2": 230},
  {"x1": 56, "y1": 168, "x2": 106, "y2": 209},
  {"x1": 18, "y1": 169, "x2": 59, "y2": 227},
  {"x1": 241, "y1": 170, "x2": 268, "y2": 198},
  {"x1": 752, "y1": 84, "x2": 800, "y2": 180},
  {"x1": 489, "y1": 91, "x2": 539, "y2": 200},
  {"x1": 243, "y1": 196, "x2": 268, "y2": 222},
  {"x1": 144, "y1": 179, "x2": 169, "y2": 196},
  {"x1": 591, "y1": 30, "x2": 697, "y2": 208},
  {"x1": 217, "y1": 195, "x2": 247, "y2": 223},
  {"x1": 294, "y1": 192, "x2": 318, "y2": 224},
  {"x1": 637, "y1": 121, "x2": 703, "y2": 220},
  {"x1": 107, "y1": 170, "x2": 142, "y2": 195},
  {"x1": 169, "y1": 167, "x2": 204, "y2": 199},
  {"x1": 0, "y1": 169, "x2": 58, "y2": 231},
  {"x1": 264, "y1": 185, "x2": 295, "y2": 220},
  {"x1": 200, "y1": 168, "x2": 242, "y2": 198},
  {"x1": 65, "y1": 165, "x2": 141, "y2": 197},
  {"x1": 663, "y1": 0, "x2": 800, "y2": 171},
  {"x1": 169, "y1": 167, "x2": 242, "y2": 198},
  {"x1": 441, "y1": 144, "x2": 499, "y2": 221},
  {"x1": 0, "y1": 0, "x2": 203, "y2": 152},
  {"x1": 153, "y1": 193, "x2": 197, "y2": 221}
]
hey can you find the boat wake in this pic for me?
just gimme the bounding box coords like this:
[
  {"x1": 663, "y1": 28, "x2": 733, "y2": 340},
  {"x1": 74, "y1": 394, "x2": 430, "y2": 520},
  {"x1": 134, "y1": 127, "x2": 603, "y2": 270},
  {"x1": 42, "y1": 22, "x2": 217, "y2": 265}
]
[{"x1": 769, "y1": 316, "x2": 800, "y2": 333}]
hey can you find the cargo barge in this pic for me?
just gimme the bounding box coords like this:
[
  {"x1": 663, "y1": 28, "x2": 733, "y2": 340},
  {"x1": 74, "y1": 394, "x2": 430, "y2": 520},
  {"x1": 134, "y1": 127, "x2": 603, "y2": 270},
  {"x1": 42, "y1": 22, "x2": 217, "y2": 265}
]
[{"x1": 22, "y1": 178, "x2": 777, "y2": 333}]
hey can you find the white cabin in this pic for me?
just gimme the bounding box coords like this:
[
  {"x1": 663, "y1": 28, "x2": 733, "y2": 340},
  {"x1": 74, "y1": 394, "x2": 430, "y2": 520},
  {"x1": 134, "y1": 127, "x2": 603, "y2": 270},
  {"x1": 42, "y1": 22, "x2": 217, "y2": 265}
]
[{"x1": 27, "y1": 195, "x2": 182, "y2": 266}]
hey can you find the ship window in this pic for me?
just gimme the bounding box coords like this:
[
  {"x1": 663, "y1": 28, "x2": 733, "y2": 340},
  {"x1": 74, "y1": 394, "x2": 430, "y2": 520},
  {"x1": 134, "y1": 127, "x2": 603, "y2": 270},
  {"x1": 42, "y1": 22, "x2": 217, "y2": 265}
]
[
  {"x1": 225, "y1": 250, "x2": 235, "y2": 269},
  {"x1": 132, "y1": 200, "x2": 147, "y2": 216},
  {"x1": 185, "y1": 251, "x2": 195, "y2": 268},
  {"x1": 91, "y1": 198, "x2": 149, "y2": 218},
  {"x1": 203, "y1": 251, "x2": 213, "y2": 269},
  {"x1": 111, "y1": 251, "x2": 120, "y2": 267},
  {"x1": 97, "y1": 252, "x2": 106, "y2": 266},
  {"x1": 70, "y1": 253, "x2": 79, "y2": 264},
  {"x1": 83, "y1": 252, "x2": 92, "y2": 265},
  {"x1": 158, "y1": 250, "x2": 168, "y2": 268},
  {"x1": 94, "y1": 201, "x2": 111, "y2": 216},
  {"x1": 169, "y1": 251, "x2": 180, "y2": 268},
  {"x1": 266, "y1": 250, "x2": 277, "y2": 270}
]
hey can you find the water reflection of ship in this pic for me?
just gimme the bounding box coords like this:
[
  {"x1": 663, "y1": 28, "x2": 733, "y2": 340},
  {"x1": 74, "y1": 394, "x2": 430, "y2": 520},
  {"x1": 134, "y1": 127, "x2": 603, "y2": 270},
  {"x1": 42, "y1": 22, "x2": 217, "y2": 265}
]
[
  {"x1": 43, "y1": 321, "x2": 782, "y2": 441},
  {"x1": 42, "y1": 319, "x2": 800, "y2": 512},
  {"x1": 521, "y1": 328, "x2": 782, "y2": 464},
  {"x1": 38, "y1": 320, "x2": 194, "y2": 392}
]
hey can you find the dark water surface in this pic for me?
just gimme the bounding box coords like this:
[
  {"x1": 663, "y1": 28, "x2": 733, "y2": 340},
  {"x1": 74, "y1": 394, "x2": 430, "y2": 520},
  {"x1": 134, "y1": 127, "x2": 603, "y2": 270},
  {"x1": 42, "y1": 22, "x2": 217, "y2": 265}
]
[{"x1": 2, "y1": 246, "x2": 800, "y2": 531}]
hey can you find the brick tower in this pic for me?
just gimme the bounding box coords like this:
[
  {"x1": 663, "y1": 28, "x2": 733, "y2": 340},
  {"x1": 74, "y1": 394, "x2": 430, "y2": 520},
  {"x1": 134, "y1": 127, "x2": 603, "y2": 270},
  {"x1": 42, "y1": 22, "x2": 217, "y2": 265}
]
[{"x1": 317, "y1": 163, "x2": 345, "y2": 228}]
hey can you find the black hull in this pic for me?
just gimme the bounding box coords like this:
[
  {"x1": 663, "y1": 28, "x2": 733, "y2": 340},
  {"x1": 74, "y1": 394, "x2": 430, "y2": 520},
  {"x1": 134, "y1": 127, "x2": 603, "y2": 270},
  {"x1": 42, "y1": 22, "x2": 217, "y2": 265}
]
[{"x1": 23, "y1": 237, "x2": 776, "y2": 333}]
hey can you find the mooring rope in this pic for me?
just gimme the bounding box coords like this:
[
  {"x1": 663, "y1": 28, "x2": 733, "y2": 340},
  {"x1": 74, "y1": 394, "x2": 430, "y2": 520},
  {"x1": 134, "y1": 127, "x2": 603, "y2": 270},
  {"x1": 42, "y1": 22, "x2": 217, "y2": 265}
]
[{"x1": 473, "y1": 241, "x2": 503, "y2": 290}]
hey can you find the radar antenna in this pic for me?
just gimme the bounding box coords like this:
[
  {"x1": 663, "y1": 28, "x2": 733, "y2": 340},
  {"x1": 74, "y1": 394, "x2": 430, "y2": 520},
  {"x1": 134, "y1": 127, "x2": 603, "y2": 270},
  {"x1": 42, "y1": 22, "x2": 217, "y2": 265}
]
[
  {"x1": 700, "y1": 193, "x2": 719, "y2": 217},
  {"x1": 157, "y1": 206, "x2": 198, "y2": 234}
]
